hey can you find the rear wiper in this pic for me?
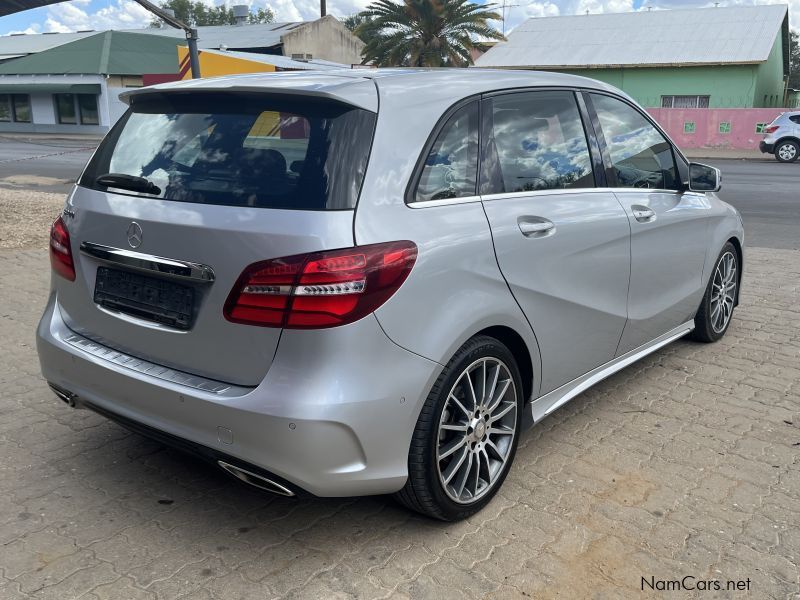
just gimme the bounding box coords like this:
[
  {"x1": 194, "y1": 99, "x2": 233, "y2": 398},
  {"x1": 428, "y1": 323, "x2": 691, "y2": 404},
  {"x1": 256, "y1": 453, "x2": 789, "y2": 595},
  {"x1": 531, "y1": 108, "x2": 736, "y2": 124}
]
[{"x1": 95, "y1": 173, "x2": 161, "y2": 195}]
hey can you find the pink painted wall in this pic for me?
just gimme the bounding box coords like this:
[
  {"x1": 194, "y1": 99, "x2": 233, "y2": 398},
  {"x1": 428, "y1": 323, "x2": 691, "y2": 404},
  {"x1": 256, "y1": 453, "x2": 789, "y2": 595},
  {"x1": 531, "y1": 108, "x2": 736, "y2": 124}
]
[{"x1": 646, "y1": 108, "x2": 789, "y2": 150}]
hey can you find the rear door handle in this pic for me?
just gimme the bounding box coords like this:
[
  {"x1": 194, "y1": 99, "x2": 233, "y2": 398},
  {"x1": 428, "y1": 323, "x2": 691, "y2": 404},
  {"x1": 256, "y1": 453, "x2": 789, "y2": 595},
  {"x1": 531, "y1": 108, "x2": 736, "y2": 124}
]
[
  {"x1": 517, "y1": 216, "x2": 555, "y2": 237},
  {"x1": 631, "y1": 205, "x2": 656, "y2": 222}
]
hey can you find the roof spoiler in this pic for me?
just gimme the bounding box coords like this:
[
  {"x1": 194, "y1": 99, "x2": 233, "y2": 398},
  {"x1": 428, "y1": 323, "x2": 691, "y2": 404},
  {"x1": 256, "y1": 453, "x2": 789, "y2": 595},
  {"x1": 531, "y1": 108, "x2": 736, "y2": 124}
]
[{"x1": 120, "y1": 74, "x2": 378, "y2": 112}]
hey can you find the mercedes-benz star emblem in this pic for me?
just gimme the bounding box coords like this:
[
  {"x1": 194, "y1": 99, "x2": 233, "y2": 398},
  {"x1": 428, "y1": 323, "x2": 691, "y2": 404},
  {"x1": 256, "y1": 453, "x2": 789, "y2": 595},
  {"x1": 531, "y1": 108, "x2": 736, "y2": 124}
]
[{"x1": 126, "y1": 222, "x2": 143, "y2": 249}]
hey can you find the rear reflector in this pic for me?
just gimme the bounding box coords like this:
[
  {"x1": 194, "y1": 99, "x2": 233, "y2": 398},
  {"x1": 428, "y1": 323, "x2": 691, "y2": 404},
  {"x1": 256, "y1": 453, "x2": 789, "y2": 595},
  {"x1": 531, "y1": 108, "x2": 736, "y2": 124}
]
[
  {"x1": 224, "y1": 241, "x2": 417, "y2": 328},
  {"x1": 49, "y1": 215, "x2": 75, "y2": 281},
  {"x1": 763, "y1": 125, "x2": 779, "y2": 134}
]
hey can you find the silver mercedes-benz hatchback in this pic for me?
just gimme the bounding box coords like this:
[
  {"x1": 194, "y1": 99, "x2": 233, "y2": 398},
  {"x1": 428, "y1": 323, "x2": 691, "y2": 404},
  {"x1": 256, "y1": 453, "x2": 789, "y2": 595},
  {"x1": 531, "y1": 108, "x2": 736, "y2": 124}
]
[{"x1": 38, "y1": 69, "x2": 743, "y2": 520}]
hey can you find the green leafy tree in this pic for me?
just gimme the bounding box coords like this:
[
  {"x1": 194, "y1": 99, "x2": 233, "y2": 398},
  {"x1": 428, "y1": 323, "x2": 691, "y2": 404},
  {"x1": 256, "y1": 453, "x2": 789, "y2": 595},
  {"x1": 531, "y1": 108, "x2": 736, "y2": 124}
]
[
  {"x1": 357, "y1": 0, "x2": 504, "y2": 67},
  {"x1": 343, "y1": 12, "x2": 379, "y2": 45},
  {"x1": 789, "y1": 30, "x2": 799, "y2": 90},
  {"x1": 150, "y1": 0, "x2": 274, "y2": 27}
]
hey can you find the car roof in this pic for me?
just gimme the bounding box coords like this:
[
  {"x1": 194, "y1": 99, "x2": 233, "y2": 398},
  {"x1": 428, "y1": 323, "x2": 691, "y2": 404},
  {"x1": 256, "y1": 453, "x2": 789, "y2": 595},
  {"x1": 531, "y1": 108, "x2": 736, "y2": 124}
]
[{"x1": 122, "y1": 68, "x2": 627, "y2": 113}]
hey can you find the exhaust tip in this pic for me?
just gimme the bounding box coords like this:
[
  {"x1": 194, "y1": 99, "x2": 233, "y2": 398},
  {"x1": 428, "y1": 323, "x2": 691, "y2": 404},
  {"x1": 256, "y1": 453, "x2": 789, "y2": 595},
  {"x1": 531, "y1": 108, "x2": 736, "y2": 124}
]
[
  {"x1": 218, "y1": 460, "x2": 296, "y2": 497},
  {"x1": 48, "y1": 383, "x2": 78, "y2": 408}
]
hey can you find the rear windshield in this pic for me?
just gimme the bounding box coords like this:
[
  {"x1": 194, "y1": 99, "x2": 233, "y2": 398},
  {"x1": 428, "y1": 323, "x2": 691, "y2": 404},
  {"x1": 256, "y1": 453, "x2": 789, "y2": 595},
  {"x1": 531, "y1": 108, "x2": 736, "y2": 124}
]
[{"x1": 80, "y1": 93, "x2": 376, "y2": 210}]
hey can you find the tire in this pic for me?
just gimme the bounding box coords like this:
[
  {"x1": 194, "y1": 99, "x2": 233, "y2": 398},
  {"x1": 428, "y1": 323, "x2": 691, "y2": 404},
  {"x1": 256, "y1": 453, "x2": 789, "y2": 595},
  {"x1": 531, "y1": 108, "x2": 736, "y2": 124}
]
[
  {"x1": 775, "y1": 140, "x2": 799, "y2": 163},
  {"x1": 691, "y1": 242, "x2": 739, "y2": 343},
  {"x1": 395, "y1": 335, "x2": 523, "y2": 521}
]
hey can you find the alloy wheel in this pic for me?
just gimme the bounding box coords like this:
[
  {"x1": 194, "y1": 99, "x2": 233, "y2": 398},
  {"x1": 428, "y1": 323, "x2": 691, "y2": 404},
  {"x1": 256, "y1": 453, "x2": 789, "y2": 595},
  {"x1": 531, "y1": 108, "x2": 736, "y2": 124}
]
[
  {"x1": 436, "y1": 358, "x2": 517, "y2": 504},
  {"x1": 710, "y1": 251, "x2": 737, "y2": 333},
  {"x1": 777, "y1": 143, "x2": 798, "y2": 161}
]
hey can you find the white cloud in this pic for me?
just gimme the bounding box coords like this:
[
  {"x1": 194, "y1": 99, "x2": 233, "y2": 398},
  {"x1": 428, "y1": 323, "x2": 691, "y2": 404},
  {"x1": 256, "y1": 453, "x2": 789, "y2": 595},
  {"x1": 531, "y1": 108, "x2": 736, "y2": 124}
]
[
  {"x1": 36, "y1": 0, "x2": 152, "y2": 32},
  {"x1": 4, "y1": 0, "x2": 796, "y2": 37},
  {"x1": 33, "y1": 0, "x2": 371, "y2": 33}
]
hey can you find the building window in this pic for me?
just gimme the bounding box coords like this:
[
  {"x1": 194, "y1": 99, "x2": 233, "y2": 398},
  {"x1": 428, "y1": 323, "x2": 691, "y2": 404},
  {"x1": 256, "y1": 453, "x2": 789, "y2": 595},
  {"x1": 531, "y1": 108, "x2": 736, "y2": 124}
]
[
  {"x1": 78, "y1": 94, "x2": 98, "y2": 125},
  {"x1": 0, "y1": 95, "x2": 10, "y2": 122},
  {"x1": 755, "y1": 122, "x2": 768, "y2": 134},
  {"x1": 12, "y1": 95, "x2": 31, "y2": 122},
  {"x1": 661, "y1": 95, "x2": 710, "y2": 109},
  {"x1": 0, "y1": 94, "x2": 32, "y2": 122},
  {"x1": 719, "y1": 122, "x2": 731, "y2": 134},
  {"x1": 684, "y1": 121, "x2": 696, "y2": 134},
  {"x1": 55, "y1": 93, "x2": 99, "y2": 125}
]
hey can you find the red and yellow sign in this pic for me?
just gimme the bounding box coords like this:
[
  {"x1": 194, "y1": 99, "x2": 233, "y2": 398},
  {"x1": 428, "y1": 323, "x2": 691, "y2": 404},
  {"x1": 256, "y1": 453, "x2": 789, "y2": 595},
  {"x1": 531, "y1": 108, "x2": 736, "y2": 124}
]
[{"x1": 177, "y1": 46, "x2": 276, "y2": 80}]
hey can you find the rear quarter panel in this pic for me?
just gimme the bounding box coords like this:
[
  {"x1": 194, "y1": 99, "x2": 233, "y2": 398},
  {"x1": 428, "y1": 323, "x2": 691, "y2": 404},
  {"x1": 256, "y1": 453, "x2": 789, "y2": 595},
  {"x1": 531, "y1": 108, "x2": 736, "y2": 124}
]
[{"x1": 353, "y1": 83, "x2": 542, "y2": 402}]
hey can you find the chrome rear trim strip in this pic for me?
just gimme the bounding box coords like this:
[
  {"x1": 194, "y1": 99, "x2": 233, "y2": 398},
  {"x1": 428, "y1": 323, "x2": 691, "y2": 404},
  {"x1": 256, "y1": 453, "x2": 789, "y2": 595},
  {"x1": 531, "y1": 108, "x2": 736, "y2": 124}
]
[
  {"x1": 62, "y1": 332, "x2": 242, "y2": 395},
  {"x1": 80, "y1": 242, "x2": 215, "y2": 283}
]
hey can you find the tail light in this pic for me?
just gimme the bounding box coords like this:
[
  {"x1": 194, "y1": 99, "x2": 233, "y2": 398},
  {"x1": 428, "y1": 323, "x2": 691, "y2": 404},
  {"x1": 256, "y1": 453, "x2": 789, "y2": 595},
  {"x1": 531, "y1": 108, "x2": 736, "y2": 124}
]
[
  {"x1": 763, "y1": 125, "x2": 779, "y2": 134},
  {"x1": 49, "y1": 216, "x2": 75, "y2": 281},
  {"x1": 224, "y1": 241, "x2": 417, "y2": 329}
]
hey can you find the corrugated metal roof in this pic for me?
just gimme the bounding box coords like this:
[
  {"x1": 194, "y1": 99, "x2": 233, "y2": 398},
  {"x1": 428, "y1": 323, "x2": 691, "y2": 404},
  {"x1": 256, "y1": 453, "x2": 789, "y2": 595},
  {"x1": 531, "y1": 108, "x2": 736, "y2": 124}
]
[
  {"x1": 131, "y1": 22, "x2": 303, "y2": 50},
  {"x1": 475, "y1": 5, "x2": 789, "y2": 68},
  {"x1": 0, "y1": 31, "x2": 180, "y2": 75},
  {"x1": 0, "y1": 31, "x2": 99, "y2": 55},
  {"x1": 0, "y1": 22, "x2": 303, "y2": 58}
]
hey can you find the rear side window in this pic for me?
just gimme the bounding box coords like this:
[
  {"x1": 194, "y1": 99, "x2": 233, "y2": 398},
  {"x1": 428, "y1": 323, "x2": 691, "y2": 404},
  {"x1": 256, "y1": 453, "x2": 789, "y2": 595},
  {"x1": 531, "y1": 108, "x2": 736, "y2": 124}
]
[
  {"x1": 412, "y1": 101, "x2": 479, "y2": 203},
  {"x1": 479, "y1": 91, "x2": 594, "y2": 195},
  {"x1": 590, "y1": 93, "x2": 678, "y2": 191},
  {"x1": 81, "y1": 93, "x2": 376, "y2": 210},
  {"x1": 790, "y1": 115, "x2": 800, "y2": 124}
]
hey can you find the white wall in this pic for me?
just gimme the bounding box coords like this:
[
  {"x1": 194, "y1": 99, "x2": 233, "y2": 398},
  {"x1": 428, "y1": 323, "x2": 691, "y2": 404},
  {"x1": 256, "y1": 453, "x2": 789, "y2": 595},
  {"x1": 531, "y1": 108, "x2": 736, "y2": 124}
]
[
  {"x1": 106, "y1": 87, "x2": 130, "y2": 125},
  {"x1": 29, "y1": 93, "x2": 56, "y2": 125}
]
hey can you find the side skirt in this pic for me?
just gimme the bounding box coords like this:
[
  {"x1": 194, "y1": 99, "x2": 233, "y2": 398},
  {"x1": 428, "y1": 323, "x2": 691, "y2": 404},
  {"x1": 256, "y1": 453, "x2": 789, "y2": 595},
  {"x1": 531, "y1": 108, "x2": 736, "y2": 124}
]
[{"x1": 525, "y1": 320, "x2": 694, "y2": 428}]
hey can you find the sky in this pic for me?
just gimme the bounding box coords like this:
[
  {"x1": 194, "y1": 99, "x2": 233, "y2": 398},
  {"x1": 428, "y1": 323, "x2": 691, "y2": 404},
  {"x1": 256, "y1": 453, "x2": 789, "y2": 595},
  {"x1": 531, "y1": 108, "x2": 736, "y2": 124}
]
[{"x1": 0, "y1": 0, "x2": 796, "y2": 37}]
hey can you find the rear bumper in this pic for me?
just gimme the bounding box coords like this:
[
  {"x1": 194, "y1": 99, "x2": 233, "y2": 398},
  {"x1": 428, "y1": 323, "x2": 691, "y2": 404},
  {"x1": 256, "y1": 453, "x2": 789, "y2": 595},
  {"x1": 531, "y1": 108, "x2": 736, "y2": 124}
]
[
  {"x1": 759, "y1": 141, "x2": 774, "y2": 154},
  {"x1": 37, "y1": 292, "x2": 441, "y2": 497}
]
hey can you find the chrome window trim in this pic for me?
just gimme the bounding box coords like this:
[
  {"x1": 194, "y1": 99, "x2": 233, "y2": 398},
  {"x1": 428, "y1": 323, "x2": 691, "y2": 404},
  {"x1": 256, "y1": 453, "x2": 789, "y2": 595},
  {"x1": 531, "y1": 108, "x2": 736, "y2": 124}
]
[
  {"x1": 406, "y1": 195, "x2": 482, "y2": 209},
  {"x1": 481, "y1": 188, "x2": 604, "y2": 202},
  {"x1": 80, "y1": 242, "x2": 215, "y2": 283}
]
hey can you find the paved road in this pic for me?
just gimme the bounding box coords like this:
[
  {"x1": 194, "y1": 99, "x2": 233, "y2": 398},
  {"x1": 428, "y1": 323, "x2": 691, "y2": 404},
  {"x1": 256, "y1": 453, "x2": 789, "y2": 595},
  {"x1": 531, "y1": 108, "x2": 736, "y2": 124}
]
[
  {"x1": 0, "y1": 138, "x2": 796, "y2": 249},
  {"x1": 707, "y1": 159, "x2": 800, "y2": 251},
  {"x1": 1, "y1": 238, "x2": 800, "y2": 597},
  {"x1": 0, "y1": 137, "x2": 96, "y2": 194}
]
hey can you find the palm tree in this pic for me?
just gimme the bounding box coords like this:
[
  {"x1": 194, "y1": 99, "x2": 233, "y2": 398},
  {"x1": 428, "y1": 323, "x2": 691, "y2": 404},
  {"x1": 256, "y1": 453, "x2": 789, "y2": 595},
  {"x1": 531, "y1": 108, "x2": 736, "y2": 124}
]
[{"x1": 357, "y1": 0, "x2": 504, "y2": 67}]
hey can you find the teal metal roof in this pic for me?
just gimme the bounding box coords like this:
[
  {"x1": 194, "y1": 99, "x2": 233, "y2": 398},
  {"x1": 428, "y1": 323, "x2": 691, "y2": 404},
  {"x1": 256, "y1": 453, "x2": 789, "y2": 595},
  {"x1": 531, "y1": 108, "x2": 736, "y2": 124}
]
[{"x1": 0, "y1": 31, "x2": 181, "y2": 75}]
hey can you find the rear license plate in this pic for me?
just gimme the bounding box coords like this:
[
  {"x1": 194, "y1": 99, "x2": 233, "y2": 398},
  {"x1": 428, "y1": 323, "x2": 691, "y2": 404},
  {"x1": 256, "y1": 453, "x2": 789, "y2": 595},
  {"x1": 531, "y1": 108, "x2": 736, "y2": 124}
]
[{"x1": 94, "y1": 267, "x2": 195, "y2": 330}]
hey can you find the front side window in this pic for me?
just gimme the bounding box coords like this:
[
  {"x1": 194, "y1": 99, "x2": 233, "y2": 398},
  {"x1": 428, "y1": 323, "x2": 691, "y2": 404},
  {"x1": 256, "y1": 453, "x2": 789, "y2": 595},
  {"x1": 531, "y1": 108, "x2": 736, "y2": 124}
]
[
  {"x1": 413, "y1": 101, "x2": 479, "y2": 203},
  {"x1": 480, "y1": 91, "x2": 594, "y2": 195},
  {"x1": 591, "y1": 94, "x2": 678, "y2": 190},
  {"x1": 80, "y1": 93, "x2": 376, "y2": 210}
]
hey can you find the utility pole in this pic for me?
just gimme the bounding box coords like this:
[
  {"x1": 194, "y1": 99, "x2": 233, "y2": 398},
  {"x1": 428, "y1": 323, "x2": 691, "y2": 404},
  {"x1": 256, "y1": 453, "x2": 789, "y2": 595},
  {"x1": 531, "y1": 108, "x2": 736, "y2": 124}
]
[
  {"x1": 130, "y1": 0, "x2": 201, "y2": 78},
  {"x1": 500, "y1": 0, "x2": 520, "y2": 36},
  {"x1": 321, "y1": 0, "x2": 327, "y2": 17}
]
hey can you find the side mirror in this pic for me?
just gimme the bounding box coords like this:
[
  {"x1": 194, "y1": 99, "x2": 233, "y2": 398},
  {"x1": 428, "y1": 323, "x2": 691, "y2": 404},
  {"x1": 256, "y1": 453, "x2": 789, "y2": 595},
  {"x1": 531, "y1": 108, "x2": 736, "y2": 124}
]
[{"x1": 688, "y1": 162, "x2": 721, "y2": 192}]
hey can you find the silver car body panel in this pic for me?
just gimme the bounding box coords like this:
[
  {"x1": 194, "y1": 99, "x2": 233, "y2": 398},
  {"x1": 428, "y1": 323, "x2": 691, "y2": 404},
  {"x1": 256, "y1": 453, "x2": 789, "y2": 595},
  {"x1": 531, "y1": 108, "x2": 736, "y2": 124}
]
[
  {"x1": 614, "y1": 188, "x2": 711, "y2": 354},
  {"x1": 481, "y1": 189, "x2": 630, "y2": 395},
  {"x1": 38, "y1": 69, "x2": 744, "y2": 497},
  {"x1": 57, "y1": 187, "x2": 355, "y2": 386}
]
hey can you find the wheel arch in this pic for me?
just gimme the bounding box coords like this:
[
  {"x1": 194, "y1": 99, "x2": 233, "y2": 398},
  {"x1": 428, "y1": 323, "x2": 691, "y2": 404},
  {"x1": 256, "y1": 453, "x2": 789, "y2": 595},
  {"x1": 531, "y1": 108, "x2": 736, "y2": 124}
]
[
  {"x1": 473, "y1": 325, "x2": 535, "y2": 405},
  {"x1": 727, "y1": 236, "x2": 744, "y2": 306}
]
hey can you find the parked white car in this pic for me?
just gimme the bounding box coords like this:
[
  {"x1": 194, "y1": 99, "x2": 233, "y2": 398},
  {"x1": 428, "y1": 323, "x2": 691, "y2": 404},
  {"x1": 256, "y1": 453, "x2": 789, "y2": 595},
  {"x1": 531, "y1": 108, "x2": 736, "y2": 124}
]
[{"x1": 759, "y1": 111, "x2": 800, "y2": 162}]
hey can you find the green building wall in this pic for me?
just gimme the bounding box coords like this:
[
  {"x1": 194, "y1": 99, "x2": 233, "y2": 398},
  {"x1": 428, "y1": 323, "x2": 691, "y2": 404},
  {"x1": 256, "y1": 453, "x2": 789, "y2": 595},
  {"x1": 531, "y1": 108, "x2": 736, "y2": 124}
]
[{"x1": 554, "y1": 32, "x2": 786, "y2": 109}]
